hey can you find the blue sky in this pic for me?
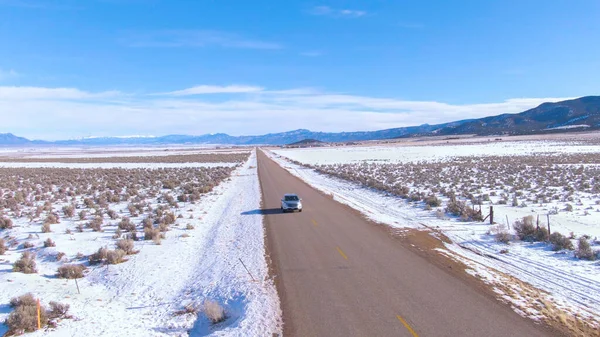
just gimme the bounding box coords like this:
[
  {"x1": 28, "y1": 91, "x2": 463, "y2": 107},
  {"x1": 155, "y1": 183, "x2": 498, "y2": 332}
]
[{"x1": 0, "y1": 0, "x2": 599, "y2": 139}]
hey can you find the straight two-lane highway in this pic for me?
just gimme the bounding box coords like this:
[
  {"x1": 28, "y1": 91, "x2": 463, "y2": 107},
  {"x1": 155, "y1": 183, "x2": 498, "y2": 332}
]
[{"x1": 257, "y1": 150, "x2": 553, "y2": 337}]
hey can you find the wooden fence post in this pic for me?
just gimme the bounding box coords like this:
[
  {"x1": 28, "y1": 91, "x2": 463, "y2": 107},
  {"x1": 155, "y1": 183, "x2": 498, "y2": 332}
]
[
  {"x1": 37, "y1": 298, "x2": 41, "y2": 330},
  {"x1": 489, "y1": 206, "x2": 494, "y2": 224},
  {"x1": 547, "y1": 214, "x2": 551, "y2": 234},
  {"x1": 506, "y1": 215, "x2": 510, "y2": 230}
]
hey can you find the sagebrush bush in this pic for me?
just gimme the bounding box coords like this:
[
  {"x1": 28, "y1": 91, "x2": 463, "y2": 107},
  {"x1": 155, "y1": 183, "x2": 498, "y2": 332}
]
[
  {"x1": 549, "y1": 232, "x2": 574, "y2": 251},
  {"x1": 203, "y1": 300, "x2": 226, "y2": 324},
  {"x1": 535, "y1": 226, "x2": 549, "y2": 242},
  {"x1": 106, "y1": 249, "x2": 126, "y2": 264},
  {"x1": 0, "y1": 238, "x2": 6, "y2": 255},
  {"x1": 13, "y1": 252, "x2": 37, "y2": 273},
  {"x1": 424, "y1": 195, "x2": 442, "y2": 207},
  {"x1": 48, "y1": 301, "x2": 70, "y2": 320},
  {"x1": 9, "y1": 293, "x2": 36, "y2": 308},
  {"x1": 119, "y1": 217, "x2": 136, "y2": 232},
  {"x1": 23, "y1": 241, "x2": 34, "y2": 249},
  {"x1": 42, "y1": 222, "x2": 52, "y2": 233},
  {"x1": 0, "y1": 216, "x2": 14, "y2": 229},
  {"x1": 144, "y1": 227, "x2": 161, "y2": 241},
  {"x1": 495, "y1": 231, "x2": 511, "y2": 244},
  {"x1": 6, "y1": 293, "x2": 48, "y2": 335},
  {"x1": 62, "y1": 205, "x2": 75, "y2": 218},
  {"x1": 56, "y1": 252, "x2": 66, "y2": 261},
  {"x1": 575, "y1": 237, "x2": 595, "y2": 260},
  {"x1": 445, "y1": 199, "x2": 464, "y2": 216},
  {"x1": 115, "y1": 239, "x2": 136, "y2": 254},
  {"x1": 89, "y1": 216, "x2": 103, "y2": 232},
  {"x1": 89, "y1": 247, "x2": 108, "y2": 264},
  {"x1": 44, "y1": 238, "x2": 56, "y2": 248},
  {"x1": 57, "y1": 264, "x2": 86, "y2": 279},
  {"x1": 513, "y1": 216, "x2": 536, "y2": 241},
  {"x1": 107, "y1": 209, "x2": 118, "y2": 220},
  {"x1": 44, "y1": 213, "x2": 59, "y2": 225}
]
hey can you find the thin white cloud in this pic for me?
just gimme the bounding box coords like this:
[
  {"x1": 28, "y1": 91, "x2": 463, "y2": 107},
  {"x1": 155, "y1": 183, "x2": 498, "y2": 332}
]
[
  {"x1": 123, "y1": 30, "x2": 282, "y2": 49},
  {"x1": 0, "y1": 86, "x2": 120, "y2": 100},
  {"x1": 158, "y1": 85, "x2": 264, "y2": 96},
  {"x1": 0, "y1": 85, "x2": 575, "y2": 140},
  {"x1": 0, "y1": 69, "x2": 18, "y2": 81},
  {"x1": 310, "y1": 6, "x2": 366, "y2": 18}
]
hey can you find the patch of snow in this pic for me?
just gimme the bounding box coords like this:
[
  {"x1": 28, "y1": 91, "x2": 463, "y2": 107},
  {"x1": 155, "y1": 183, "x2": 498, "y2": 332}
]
[
  {"x1": 0, "y1": 150, "x2": 281, "y2": 336},
  {"x1": 273, "y1": 140, "x2": 600, "y2": 165},
  {"x1": 545, "y1": 124, "x2": 590, "y2": 131}
]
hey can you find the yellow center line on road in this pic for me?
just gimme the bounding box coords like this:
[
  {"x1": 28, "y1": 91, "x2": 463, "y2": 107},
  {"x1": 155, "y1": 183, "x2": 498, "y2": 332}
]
[
  {"x1": 396, "y1": 315, "x2": 419, "y2": 337},
  {"x1": 336, "y1": 246, "x2": 348, "y2": 260},
  {"x1": 311, "y1": 219, "x2": 318, "y2": 226}
]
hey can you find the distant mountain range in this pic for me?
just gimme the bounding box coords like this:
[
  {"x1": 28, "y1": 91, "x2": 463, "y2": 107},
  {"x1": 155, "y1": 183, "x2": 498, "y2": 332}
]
[{"x1": 2, "y1": 96, "x2": 599, "y2": 146}]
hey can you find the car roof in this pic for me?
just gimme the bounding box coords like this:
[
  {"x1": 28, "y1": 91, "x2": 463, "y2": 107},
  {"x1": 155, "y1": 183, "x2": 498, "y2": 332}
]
[{"x1": 284, "y1": 193, "x2": 299, "y2": 197}]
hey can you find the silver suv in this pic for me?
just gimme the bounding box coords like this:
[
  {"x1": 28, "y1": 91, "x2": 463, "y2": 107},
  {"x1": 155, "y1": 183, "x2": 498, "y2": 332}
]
[{"x1": 281, "y1": 194, "x2": 303, "y2": 213}]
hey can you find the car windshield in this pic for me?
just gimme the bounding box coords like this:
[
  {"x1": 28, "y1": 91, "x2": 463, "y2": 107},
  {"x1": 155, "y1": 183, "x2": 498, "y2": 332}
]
[{"x1": 285, "y1": 195, "x2": 299, "y2": 201}]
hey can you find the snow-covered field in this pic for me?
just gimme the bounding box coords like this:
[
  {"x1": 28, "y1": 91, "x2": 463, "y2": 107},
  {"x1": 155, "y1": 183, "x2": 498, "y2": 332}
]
[
  {"x1": 276, "y1": 140, "x2": 600, "y2": 165},
  {"x1": 268, "y1": 140, "x2": 600, "y2": 329},
  {"x1": 0, "y1": 149, "x2": 281, "y2": 336},
  {"x1": 0, "y1": 162, "x2": 237, "y2": 169}
]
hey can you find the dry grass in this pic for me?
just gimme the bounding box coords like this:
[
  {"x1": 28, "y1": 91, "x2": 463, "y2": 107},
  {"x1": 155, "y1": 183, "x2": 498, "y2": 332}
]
[
  {"x1": 203, "y1": 300, "x2": 226, "y2": 324},
  {"x1": 174, "y1": 303, "x2": 198, "y2": 316}
]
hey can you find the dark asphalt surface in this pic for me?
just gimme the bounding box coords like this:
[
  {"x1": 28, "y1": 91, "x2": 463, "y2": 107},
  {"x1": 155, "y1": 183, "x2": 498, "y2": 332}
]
[{"x1": 257, "y1": 150, "x2": 553, "y2": 337}]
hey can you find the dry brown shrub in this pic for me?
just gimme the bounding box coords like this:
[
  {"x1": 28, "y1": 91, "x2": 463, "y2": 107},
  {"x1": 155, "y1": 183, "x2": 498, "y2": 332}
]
[
  {"x1": 0, "y1": 216, "x2": 14, "y2": 229},
  {"x1": 106, "y1": 249, "x2": 126, "y2": 264},
  {"x1": 43, "y1": 238, "x2": 56, "y2": 247},
  {"x1": 88, "y1": 216, "x2": 104, "y2": 232},
  {"x1": 13, "y1": 252, "x2": 37, "y2": 274},
  {"x1": 118, "y1": 217, "x2": 136, "y2": 232},
  {"x1": 575, "y1": 237, "x2": 596, "y2": 260},
  {"x1": 549, "y1": 232, "x2": 574, "y2": 251},
  {"x1": 0, "y1": 238, "x2": 7, "y2": 255},
  {"x1": 56, "y1": 252, "x2": 66, "y2": 261},
  {"x1": 6, "y1": 293, "x2": 48, "y2": 335},
  {"x1": 115, "y1": 239, "x2": 136, "y2": 255},
  {"x1": 62, "y1": 205, "x2": 75, "y2": 218},
  {"x1": 48, "y1": 301, "x2": 70, "y2": 320},
  {"x1": 22, "y1": 241, "x2": 35, "y2": 249},
  {"x1": 89, "y1": 247, "x2": 108, "y2": 264},
  {"x1": 57, "y1": 264, "x2": 86, "y2": 279}
]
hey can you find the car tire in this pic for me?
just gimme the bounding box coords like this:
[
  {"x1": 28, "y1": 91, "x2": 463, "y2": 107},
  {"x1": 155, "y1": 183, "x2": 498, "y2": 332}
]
[{"x1": 299, "y1": 209, "x2": 303, "y2": 212}]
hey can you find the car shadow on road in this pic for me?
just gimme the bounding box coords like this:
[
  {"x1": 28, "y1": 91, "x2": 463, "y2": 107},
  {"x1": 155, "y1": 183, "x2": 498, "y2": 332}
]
[{"x1": 241, "y1": 208, "x2": 285, "y2": 215}]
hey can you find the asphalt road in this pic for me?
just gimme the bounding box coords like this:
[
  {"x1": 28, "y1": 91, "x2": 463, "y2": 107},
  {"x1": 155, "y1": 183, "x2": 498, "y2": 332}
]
[{"x1": 257, "y1": 150, "x2": 554, "y2": 337}]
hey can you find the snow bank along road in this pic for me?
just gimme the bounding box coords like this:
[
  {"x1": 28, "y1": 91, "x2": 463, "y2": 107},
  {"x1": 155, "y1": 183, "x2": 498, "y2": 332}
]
[{"x1": 257, "y1": 150, "x2": 555, "y2": 337}]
